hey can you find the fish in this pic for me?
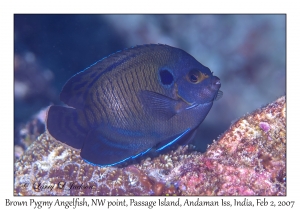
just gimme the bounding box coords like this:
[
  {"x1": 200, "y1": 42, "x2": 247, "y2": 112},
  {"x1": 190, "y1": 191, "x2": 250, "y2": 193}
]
[{"x1": 46, "y1": 44, "x2": 222, "y2": 166}]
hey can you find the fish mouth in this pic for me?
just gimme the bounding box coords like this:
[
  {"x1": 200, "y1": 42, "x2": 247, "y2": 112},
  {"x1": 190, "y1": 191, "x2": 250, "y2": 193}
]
[
  {"x1": 186, "y1": 89, "x2": 223, "y2": 110},
  {"x1": 175, "y1": 82, "x2": 222, "y2": 110}
]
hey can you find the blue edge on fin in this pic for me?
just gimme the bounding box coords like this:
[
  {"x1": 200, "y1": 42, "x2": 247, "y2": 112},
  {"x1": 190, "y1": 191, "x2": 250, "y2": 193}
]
[
  {"x1": 156, "y1": 129, "x2": 190, "y2": 151},
  {"x1": 83, "y1": 128, "x2": 191, "y2": 167}
]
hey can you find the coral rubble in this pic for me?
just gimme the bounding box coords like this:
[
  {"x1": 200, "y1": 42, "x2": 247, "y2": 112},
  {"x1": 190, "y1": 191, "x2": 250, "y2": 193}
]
[{"x1": 14, "y1": 96, "x2": 286, "y2": 196}]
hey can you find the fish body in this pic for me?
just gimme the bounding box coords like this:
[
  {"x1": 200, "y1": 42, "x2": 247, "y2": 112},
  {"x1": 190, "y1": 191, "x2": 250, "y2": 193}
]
[{"x1": 46, "y1": 44, "x2": 222, "y2": 166}]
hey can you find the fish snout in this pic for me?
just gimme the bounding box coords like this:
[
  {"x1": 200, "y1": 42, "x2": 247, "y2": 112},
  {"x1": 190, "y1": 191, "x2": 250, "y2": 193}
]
[{"x1": 211, "y1": 76, "x2": 221, "y2": 90}]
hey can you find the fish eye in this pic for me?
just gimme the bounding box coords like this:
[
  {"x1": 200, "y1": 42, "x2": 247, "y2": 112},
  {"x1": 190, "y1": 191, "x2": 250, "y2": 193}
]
[
  {"x1": 189, "y1": 73, "x2": 198, "y2": 83},
  {"x1": 187, "y1": 69, "x2": 208, "y2": 84},
  {"x1": 159, "y1": 69, "x2": 174, "y2": 85}
]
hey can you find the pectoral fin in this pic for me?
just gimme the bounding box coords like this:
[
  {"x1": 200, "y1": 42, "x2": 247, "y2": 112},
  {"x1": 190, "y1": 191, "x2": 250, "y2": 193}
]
[{"x1": 139, "y1": 90, "x2": 187, "y2": 120}]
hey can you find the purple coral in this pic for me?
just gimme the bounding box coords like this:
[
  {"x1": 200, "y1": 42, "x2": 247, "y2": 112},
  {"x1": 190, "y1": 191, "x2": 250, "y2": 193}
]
[{"x1": 259, "y1": 122, "x2": 270, "y2": 132}]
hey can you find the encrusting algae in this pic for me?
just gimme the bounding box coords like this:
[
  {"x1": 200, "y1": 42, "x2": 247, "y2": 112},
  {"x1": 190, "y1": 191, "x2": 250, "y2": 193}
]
[{"x1": 14, "y1": 96, "x2": 286, "y2": 195}]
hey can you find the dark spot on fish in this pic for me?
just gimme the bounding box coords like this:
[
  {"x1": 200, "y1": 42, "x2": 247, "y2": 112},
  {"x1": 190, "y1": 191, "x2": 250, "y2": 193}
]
[{"x1": 159, "y1": 69, "x2": 174, "y2": 85}]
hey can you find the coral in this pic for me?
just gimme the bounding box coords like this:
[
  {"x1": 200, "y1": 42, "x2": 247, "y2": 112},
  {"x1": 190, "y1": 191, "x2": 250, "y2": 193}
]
[
  {"x1": 14, "y1": 107, "x2": 47, "y2": 161},
  {"x1": 14, "y1": 133, "x2": 190, "y2": 196},
  {"x1": 177, "y1": 96, "x2": 286, "y2": 195},
  {"x1": 14, "y1": 96, "x2": 286, "y2": 196}
]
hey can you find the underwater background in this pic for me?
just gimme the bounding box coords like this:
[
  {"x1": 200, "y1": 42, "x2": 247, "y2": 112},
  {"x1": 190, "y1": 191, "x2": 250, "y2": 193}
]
[{"x1": 14, "y1": 14, "x2": 286, "y2": 152}]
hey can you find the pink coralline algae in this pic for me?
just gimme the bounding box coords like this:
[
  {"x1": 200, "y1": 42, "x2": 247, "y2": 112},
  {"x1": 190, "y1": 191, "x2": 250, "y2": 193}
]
[{"x1": 14, "y1": 96, "x2": 286, "y2": 196}]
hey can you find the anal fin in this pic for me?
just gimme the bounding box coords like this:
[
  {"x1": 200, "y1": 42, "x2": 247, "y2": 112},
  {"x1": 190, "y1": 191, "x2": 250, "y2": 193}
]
[
  {"x1": 155, "y1": 129, "x2": 191, "y2": 151},
  {"x1": 80, "y1": 128, "x2": 153, "y2": 166}
]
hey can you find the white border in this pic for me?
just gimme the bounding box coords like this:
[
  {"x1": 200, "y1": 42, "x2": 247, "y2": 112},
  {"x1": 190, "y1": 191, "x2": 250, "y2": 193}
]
[{"x1": 1, "y1": 0, "x2": 298, "y2": 209}]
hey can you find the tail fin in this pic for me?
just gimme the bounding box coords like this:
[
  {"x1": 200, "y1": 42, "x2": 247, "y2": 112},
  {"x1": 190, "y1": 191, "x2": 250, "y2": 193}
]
[{"x1": 46, "y1": 105, "x2": 88, "y2": 149}]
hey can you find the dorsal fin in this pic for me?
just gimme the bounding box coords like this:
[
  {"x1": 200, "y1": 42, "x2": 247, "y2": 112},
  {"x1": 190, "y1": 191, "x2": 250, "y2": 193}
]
[{"x1": 59, "y1": 44, "x2": 172, "y2": 109}]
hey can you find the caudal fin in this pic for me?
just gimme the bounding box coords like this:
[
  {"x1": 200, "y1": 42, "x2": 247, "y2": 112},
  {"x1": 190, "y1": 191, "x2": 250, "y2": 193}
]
[{"x1": 46, "y1": 105, "x2": 88, "y2": 149}]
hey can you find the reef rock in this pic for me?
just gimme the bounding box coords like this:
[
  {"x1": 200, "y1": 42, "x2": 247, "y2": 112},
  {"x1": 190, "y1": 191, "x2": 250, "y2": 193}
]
[{"x1": 14, "y1": 96, "x2": 286, "y2": 195}]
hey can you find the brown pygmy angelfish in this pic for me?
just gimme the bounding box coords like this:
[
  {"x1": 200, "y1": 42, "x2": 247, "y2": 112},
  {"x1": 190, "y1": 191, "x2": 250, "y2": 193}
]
[{"x1": 46, "y1": 44, "x2": 222, "y2": 166}]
